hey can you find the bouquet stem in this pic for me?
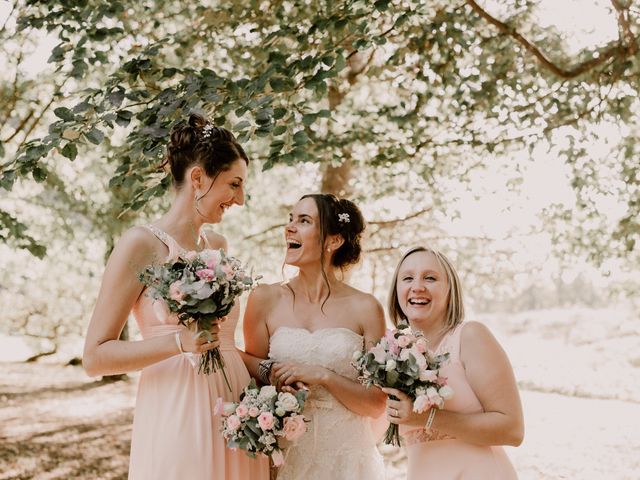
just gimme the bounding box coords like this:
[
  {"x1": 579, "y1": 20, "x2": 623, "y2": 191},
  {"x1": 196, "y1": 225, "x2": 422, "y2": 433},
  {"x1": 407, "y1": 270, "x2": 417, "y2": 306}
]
[
  {"x1": 383, "y1": 394, "x2": 402, "y2": 446},
  {"x1": 199, "y1": 347, "x2": 232, "y2": 391}
]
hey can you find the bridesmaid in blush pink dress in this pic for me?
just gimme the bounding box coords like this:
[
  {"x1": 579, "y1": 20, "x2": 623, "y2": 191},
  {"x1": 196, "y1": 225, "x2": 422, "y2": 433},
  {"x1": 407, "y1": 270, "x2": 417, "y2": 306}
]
[
  {"x1": 83, "y1": 113, "x2": 268, "y2": 480},
  {"x1": 381, "y1": 246, "x2": 523, "y2": 480}
]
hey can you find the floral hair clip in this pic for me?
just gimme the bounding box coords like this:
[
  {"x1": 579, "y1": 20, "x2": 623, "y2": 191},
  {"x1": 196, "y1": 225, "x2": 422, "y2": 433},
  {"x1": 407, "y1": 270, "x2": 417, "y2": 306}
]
[
  {"x1": 338, "y1": 213, "x2": 350, "y2": 223},
  {"x1": 201, "y1": 123, "x2": 215, "y2": 138}
]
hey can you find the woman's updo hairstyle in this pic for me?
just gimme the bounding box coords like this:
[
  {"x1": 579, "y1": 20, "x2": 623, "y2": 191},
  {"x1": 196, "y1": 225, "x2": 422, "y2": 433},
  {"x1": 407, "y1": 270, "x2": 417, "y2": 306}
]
[
  {"x1": 300, "y1": 193, "x2": 365, "y2": 269},
  {"x1": 165, "y1": 113, "x2": 248, "y2": 186}
]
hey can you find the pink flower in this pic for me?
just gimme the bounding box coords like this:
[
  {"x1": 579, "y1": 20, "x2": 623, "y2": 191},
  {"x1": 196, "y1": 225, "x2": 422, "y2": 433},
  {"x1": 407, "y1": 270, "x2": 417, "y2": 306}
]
[
  {"x1": 415, "y1": 338, "x2": 428, "y2": 353},
  {"x1": 397, "y1": 335, "x2": 411, "y2": 348},
  {"x1": 235, "y1": 404, "x2": 249, "y2": 418},
  {"x1": 213, "y1": 397, "x2": 224, "y2": 416},
  {"x1": 419, "y1": 369, "x2": 438, "y2": 382},
  {"x1": 370, "y1": 344, "x2": 387, "y2": 363},
  {"x1": 248, "y1": 406, "x2": 260, "y2": 417},
  {"x1": 426, "y1": 387, "x2": 444, "y2": 408},
  {"x1": 195, "y1": 268, "x2": 216, "y2": 281},
  {"x1": 226, "y1": 415, "x2": 241, "y2": 431},
  {"x1": 184, "y1": 250, "x2": 199, "y2": 261},
  {"x1": 258, "y1": 411, "x2": 275, "y2": 430},
  {"x1": 169, "y1": 281, "x2": 186, "y2": 302},
  {"x1": 201, "y1": 249, "x2": 222, "y2": 270},
  {"x1": 413, "y1": 394, "x2": 430, "y2": 413},
  {"x1": 271, "y1": 449, "x2": 284, "y2": 467},
  {"x1": 282, "y1": 415, "x2": 307, "y2": 441}
]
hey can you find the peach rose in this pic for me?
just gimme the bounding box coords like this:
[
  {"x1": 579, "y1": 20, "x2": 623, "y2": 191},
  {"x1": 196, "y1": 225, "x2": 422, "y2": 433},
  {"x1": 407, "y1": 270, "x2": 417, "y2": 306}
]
[{"x1": 283, "y1": 415, "x2": 307, "y2": 441}]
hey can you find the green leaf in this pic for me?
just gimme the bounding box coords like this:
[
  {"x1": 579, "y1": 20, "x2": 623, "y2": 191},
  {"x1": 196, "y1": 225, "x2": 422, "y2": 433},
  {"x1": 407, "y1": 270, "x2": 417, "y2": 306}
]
[
  {"x1": 85, "y1": 128, "x2": 105, "y2": 145},
  {"x1": 272, "y1": 125, "x2": 286, "y2": 136},
  {"x1": 54, "y1": 107, "x2": 75, "y2": 121},
  {"x1": 293, "y1": 130, "x2": 309, "y2": 145},
  {"x1": 273, "y1": 108, "x2": 287, "y2": 120},
  {"x1": 61, "y1": 142, "x2": 78, "y2": 160},
  {"x1": 233, "y1": 120, "x2": 251, "y2": 132},
  {"x1": 32, "y1": 167, "x2": 47, "y2": 182}
]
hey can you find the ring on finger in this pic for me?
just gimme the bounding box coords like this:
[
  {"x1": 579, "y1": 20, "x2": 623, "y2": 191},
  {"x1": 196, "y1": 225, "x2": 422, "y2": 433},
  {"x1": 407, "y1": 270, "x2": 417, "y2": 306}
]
[{"x1": 393, "y1": 407, "x2": 398, "y2": 416}]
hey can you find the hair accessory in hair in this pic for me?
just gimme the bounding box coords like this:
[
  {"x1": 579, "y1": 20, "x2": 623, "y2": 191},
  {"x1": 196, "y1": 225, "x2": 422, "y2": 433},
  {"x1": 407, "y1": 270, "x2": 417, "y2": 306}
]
[
  {"x1": 338, "y1": 213, "x2": 350, "y2": 223},
  {"x1": 201, "y1": 123, "x2": 215, "y2": 138}
]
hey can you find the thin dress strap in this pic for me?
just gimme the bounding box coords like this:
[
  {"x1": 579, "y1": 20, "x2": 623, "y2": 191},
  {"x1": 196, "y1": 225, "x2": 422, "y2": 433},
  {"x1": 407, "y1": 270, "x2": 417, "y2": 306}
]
[{"x1": 143, "y1": 225, "x2": 185, "y2": 258}]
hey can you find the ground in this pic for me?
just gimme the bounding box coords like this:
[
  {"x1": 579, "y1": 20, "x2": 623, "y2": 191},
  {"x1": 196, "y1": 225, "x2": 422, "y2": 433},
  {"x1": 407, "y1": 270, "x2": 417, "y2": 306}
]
[{"x1": 1, "y1": 307, "x2": 639, "y2": 479}]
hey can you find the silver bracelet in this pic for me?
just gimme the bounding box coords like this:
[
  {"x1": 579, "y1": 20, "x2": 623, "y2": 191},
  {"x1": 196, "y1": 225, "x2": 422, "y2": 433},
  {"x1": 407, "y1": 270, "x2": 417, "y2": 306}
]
[{"x1": 257, "y1": 359, "x2": 275, "y2": 384}]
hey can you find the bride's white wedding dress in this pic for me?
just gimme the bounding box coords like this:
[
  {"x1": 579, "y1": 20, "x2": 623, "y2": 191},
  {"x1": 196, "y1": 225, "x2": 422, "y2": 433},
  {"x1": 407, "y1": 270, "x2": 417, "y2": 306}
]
[{"x1": 269, "y1": 326, "x2": 385, "y2": 480}]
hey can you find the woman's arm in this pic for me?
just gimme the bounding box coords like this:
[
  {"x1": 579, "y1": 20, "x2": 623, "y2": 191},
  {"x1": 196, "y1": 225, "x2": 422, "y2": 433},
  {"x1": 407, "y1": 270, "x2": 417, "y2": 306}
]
[
  {"x1": 384, "y1": 321, "x2": 524, "y2": 447},
  {"x1": 276, "y1": 295, "x2": 387, "y2": 418},
  {"x1": 82, "y1": 227, "x2": 220, "y2": 377},
  {"x1": 241, "y1": 285, "x2": 273, "y2": 379}
]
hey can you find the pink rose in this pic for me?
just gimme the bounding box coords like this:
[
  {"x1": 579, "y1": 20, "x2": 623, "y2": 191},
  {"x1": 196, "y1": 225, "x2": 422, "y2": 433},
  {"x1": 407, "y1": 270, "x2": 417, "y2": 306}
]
[
  {"x1": 283, "y1": 415, "x2": 307, "y2": 441},
  {"x1": 248, "y1": 406, "x2": 260, "y2": 417},
  {"x1": 258, "y1": 411, "x2": 275, "y2": 430},
  {"x1": 370, "y1": 344, "x2": 387, "y2": 363},
  {"x1": 195, "y1": 268, "x2": 216, "y2": 281},
  {"x1": 235, "y1": 404, "x2": 249, "y2": 418},
  {"x1": 397, "y1": 335, "x2": 411, "y2": 348},
  {"x1": 419, "y1": 369, "x2": 438, "y2": 382},
  {"x1": 201, "y1": 249, "x2": 222, "y2": 270},
  {"x1": 169, "y1": 281, "x2": 186, "y2": 302},
  {"x1": 271, "y1": 449, "x2": 284, "y2": 467},
  {"x1": 415, "y1": 338, "x2": 428, "y2": 353},
  {"x1": 226, "y1": 414, "x2": 241, "y2": 431}
]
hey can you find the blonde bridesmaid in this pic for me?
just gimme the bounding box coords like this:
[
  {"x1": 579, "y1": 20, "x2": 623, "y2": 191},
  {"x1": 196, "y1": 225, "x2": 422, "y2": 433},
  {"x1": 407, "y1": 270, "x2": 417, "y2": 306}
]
[
  {"x1": 83, "y1": 113, "x2": 269, "y2": 480},
  {"x1": 382, "y1": 246, "x2": 523, "y2": 479}
]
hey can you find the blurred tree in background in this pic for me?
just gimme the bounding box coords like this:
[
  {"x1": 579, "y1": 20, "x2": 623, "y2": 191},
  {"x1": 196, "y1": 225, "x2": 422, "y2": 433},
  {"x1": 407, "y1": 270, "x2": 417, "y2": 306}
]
[{"x1": 0, "y1": 0, "x2": 638, "y2": 354}]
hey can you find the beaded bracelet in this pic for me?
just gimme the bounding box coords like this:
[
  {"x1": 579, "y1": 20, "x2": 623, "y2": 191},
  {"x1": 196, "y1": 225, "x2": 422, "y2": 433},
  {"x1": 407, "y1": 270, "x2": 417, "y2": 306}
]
[{"x1": 258, "y1": 359, "x2": 275, "y2": 384}]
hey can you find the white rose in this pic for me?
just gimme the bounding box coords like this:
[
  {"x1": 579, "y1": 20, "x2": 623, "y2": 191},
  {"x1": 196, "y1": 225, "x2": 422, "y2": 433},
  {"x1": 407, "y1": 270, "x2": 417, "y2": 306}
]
[
  {"x1": 352, "y1": 350, "x2": 363, "y2": 361},
  {"x1": 275, "y1": 407, "x2": 286, "y2": 417},
  {"x1": 276, "y1": 392, "x2": 299, "y2": 412},
  {"x1": 257, "y1": 385, "x2": 278, "y2": 402},
  {"x1": 385, "y1": 359, "x2": 397, "y2": 371},
  {"x1": 439, "y1": 385, "x2": 454, "y2": 400}
]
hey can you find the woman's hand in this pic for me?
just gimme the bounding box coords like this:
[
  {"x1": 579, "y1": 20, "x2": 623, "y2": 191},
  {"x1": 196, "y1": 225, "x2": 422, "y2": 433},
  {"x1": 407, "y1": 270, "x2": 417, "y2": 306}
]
[
  {"x1": 178, "y1": 319, "x2": 221, "y2": 353},
  {"x1": 273, "y1": 362, "x2": 328, "y2": 389},
  {"x1": 381, "y1": 387, "x2": 427, "y2": 428}
]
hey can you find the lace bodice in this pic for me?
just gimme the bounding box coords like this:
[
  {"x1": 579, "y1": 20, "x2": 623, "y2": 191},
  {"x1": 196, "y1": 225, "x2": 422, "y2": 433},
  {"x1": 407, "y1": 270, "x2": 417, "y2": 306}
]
[{"x1": 268, "y1": 327, "x2": 384, "y2": 480}]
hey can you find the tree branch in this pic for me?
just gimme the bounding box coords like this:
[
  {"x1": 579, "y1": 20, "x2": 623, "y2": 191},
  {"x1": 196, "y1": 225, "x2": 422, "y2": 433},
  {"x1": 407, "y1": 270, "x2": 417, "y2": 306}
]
[
  {"x1": 466, "y1": 0, "x2": 634, "y2": 79},
  {"x1": 243, "y1": 222, "x2": 287, "y2": 241},
  {"x1": 611, "y1": 0, "x2": 638, "y2": 54},
  {"x1": 369, "y1": 207, "x2": 432, "y2": 228}
]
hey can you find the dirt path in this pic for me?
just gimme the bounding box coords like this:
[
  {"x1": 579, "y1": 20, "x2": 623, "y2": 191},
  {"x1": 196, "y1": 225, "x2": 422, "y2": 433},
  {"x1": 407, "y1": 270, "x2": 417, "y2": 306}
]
[{"x1": 1, "y1": 362, "x2": 638, "y2": 480}]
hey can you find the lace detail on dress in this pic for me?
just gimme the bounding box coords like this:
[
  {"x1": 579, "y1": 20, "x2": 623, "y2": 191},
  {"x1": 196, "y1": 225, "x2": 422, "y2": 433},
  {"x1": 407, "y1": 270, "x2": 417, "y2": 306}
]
[
  {"x1": 269, "y1": 327, "x2": 385, "y2": 480},
  {"x1": 403, "y1": 427, "x2": 456, "y2": 446}
]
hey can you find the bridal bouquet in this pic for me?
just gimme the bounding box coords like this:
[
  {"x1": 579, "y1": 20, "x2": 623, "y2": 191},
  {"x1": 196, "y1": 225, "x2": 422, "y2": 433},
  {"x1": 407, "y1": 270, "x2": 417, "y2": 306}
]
[
  {"x1": 352, "y1": 325, "x2": 453, "y2": 446},
  {"x1": 216, "y1": 379, "x2": 309, "y2": 466},
  {"x1": 138, "y1": 248, "x2": 258, "y2": 388}
]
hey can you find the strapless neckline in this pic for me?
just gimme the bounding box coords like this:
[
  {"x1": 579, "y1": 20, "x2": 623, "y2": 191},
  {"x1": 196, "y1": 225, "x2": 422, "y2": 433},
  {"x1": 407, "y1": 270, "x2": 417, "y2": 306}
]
[{"x1": 271, "y1": 325, "x2": 363, "y2": 340}]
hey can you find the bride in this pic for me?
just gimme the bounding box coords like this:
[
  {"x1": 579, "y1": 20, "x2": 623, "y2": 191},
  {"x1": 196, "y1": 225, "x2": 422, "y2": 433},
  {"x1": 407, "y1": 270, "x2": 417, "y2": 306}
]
[{"x1": 242, "y1": 193, "x2": 386, "y2": 479}]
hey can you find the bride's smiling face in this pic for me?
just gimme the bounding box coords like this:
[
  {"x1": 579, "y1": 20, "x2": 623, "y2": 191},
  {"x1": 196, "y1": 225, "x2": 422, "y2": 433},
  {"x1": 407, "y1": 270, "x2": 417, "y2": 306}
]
[{"x1": 284, "y1": 197, "x2": 323, "y2": 267}]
